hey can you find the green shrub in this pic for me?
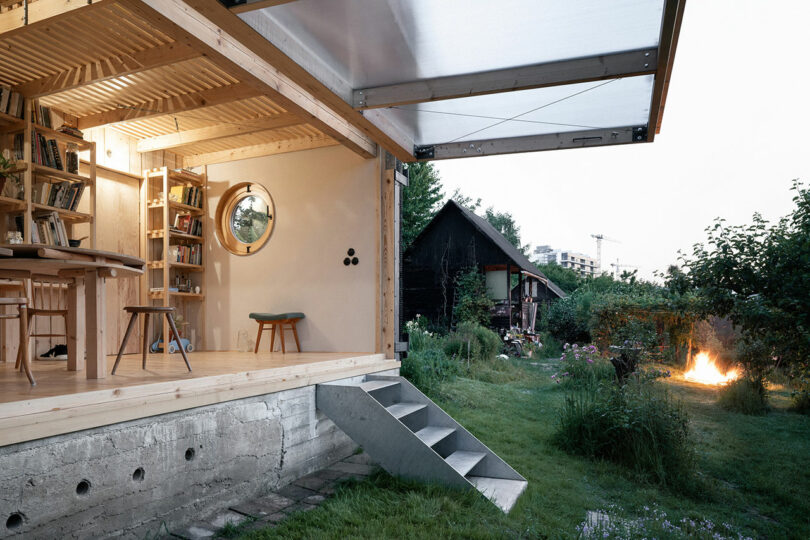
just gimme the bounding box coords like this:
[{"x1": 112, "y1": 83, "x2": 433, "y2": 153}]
[
  {"x1": 553, "y1": 381, "x2": 696, "y2": 491},
  {"x1": 552, "y1": 343, "x2": 614, "y2": 388},
  {"x1": 537, "y1": 331, "x2": 562, "y2": 358},
  {"x1": 443, "y1": 322, "x2": 502, "y2": 363},
  {"x1": 791, "y1": 391, "x2": 810, "y2": 414},
  {"x1": 400, "y1": 348, "x2": 458, "y2": 396},
  {"x1": 717, "y1": 378, "x2": 769, "y2": 415},
  {"x1": 453, "y1": 268, "x2": 493, "y2": 327},
  {"x1": 546, "y1": 296, "x2": 590, "y2": 344}
]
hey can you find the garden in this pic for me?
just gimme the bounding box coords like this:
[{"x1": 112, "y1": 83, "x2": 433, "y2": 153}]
[{"x1": 231, "y1": 181, "x2": 810, "y2": 539}]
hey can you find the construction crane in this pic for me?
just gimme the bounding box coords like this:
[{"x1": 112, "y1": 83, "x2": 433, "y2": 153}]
[
  {"x1": 591, "y1": 234, "x2": 620, "y2": 275},
  {"x1": 610, "y1": 260, "x2": 638, "y2": 279}
]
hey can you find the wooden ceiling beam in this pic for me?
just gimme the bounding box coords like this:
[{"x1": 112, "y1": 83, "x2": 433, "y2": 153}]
[
  {"x1": 136, "y1": 113, "x2": 303, "y2": 152},
  {"x1": 14, "y1": 42, "x2": 200, "y2": 98},
  {"x1": 182, "y1": 135, "x2": 338, "y2": 167},
  {"x1": 0, "y1": 0, "x2": 112, "y2": 36},
  {"x1": 228, "y1": 0, "x2": 299, "y2": 14},
  {"x1": 121, "y1": 0, "x2": 378, "y2": 159},
  {"x1": 77, "y1": 82, "x2": 259, "y2": 129}
]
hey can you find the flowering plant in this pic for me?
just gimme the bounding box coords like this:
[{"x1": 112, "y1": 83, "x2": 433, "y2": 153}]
[{"x1": 552, "y1": 343, "x2": 613, "y2": 387}]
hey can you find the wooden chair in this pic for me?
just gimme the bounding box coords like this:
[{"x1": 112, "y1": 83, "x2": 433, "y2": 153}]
[
  {"x1": 250, "y1": 312, "x2": 305, "y2": 353},
  {"x1": 0, "y1": 298, "x2": 34, "y2": 385},
  {"x1": 112, "y1": 306, "x2": 192, "y2": 374},
  {"x1": 26, "y1": 274, "x2": 70, "y2": 360}
]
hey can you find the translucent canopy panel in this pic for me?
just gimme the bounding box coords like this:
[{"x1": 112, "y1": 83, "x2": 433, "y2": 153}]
[
  {"x1": 383, "y1": 75, "x2": 654, "y2": 145},
  {"x1": 242, "y1": 0, "x2": 665, "y2": 89}
]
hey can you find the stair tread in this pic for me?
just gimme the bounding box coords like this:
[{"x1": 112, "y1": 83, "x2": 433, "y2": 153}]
[
  {"x1": 415, "y1": 426, "x2": 455, "y2": 447},
  {"x1": 468, "y1": 476, "x2": 528, "y2": 513},
  {"x1": 359, "y1": 380, "x2": 400, "y2": 392},
  {"x1": 445, "y1": 451, "x2": 486, "y2": 476},
  {"x1": 386, "y1": 402, "x2": 426, "y2": 419}
]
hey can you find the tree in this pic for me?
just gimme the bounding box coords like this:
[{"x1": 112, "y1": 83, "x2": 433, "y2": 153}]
[
  {"x1": 484, "y1": 207, "x2": 528, "y2": 254},
  {"x1": 681, "y1": 180, "x2": 810, "y2": 387},
  {"x1": 534, "y1": 262, "x2": 582, "y2": 295},
  {"x1": 401, "y1": 162, "x2": 443, "y2": 249},
  {"x1": 450, "y1": 188, "x2": 481, "y2": 212}
]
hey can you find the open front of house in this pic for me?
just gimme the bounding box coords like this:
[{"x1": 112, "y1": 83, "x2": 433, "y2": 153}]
[{"x1": 0, "y1": 0, "x2": 683, "y2": 535}]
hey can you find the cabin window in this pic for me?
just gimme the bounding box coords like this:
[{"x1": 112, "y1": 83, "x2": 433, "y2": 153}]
[{"x1": 215, "y1": 182, "x2": 275, "y2": 256}]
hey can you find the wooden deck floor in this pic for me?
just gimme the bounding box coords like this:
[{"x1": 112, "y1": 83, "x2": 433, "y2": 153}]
[{"x1": 0, "y1": 351, "x2": 399, "y2": 447}]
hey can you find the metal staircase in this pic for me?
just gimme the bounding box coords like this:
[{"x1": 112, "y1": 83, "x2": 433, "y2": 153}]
[{"x1": 316, "y1": 375, "x2": 527, "y2": 513}]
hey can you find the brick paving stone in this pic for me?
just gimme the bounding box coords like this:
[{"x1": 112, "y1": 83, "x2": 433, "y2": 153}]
[
  {"x1": 329, "y1": 461, "x2": 376, "y2": 476},
  {"x1": 208, "y1": 510, "x2": 247, "y2": 529},
  {"x1": 302, "y1": 494, "x2": 326, "y2": 505},
  {"x1": 316, "y1": 468, "x2": 347, "y2": 481},
  {"x1": 343, "y1": 452, "x2": 375, "y2": 465},
  {"x1": 318, "y1": 483, "x2": 337, "y2": 496},
  {"x1": 231, "y1": 493, "x2": 296, "y2": 518},
  {"x1": 277, "y1": 483, "x2": 320, "y2": 501},
  {"x1": 283, "y1": 502, "x2": 318, "y2": 515},
  {"x1": 293, "y1": 473, "x2": 330, "y2": 491},
  {"x1": 172, "y1": 523, "x2": 217, "y2": 539}
]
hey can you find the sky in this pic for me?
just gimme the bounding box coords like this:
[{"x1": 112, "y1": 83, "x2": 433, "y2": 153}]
[{"x1": 434, "y1": 0, "x2": 810, "y2": 281}]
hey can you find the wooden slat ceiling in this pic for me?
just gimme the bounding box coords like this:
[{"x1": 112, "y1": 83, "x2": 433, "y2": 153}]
[{"x1": 0, "y1": 0, "x2": 337, "y2": 166}]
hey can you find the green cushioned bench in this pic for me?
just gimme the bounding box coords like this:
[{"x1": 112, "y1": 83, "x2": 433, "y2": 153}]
[{"x1": 249, "y1": 312, "x2": 305, "y2": 353}]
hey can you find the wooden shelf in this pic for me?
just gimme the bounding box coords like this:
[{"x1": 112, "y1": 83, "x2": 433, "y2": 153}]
[
  {"x1": 32, "y1": 203, "x2": 93, "y2": 223},
  {"x1": 147, "y1": 200, "x2": 203, "y2": 215},
  {"x1": 32, "y1": 164, "x2": 92, "y2": 184},
  {"x1": 147, "y1": 229, "x2": 204, "y2": 242},
  {"x1": 147, "y1": 261, "x2": 204, "y2": 272},
  {"x1": 0, "y1": 195, "x2": 25, "y2": 211},
  {"x1": 149, "y1": 290, "x2": 204, "y2": 299},
  {"x1": 31, "y1": 123, "x2": 92, "y2": 150},
  {"x1": 0, "y1": 111, "x2": 24, "y2": 129}
]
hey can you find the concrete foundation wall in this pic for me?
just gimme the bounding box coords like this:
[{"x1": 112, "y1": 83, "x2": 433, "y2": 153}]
[{"x1": 0, "y1": 369, "x2": 397, "y2": 539}]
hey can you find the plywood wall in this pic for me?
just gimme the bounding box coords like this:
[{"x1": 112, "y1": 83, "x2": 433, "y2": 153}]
[{"x1": 205, "y1": 145, "x2": 380, "y2": 353}]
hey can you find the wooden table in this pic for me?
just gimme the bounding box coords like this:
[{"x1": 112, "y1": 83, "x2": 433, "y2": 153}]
[{"x1": 0, "y1": 245, "x2": 144, "y2": 379}]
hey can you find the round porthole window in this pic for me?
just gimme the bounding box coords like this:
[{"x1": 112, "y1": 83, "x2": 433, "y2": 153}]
[{"x1": 215, "y1": 182, "x2": 275, "y2": 255}]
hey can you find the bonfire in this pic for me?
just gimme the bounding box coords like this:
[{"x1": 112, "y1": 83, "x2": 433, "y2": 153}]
[{"x1": 684, "y1": 351, "x2": 739, "y2": 386}]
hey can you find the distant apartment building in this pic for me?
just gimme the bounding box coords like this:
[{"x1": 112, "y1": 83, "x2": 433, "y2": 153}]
[{"x1": 533, "y1": 245, "x2": 599, "y2": 277}]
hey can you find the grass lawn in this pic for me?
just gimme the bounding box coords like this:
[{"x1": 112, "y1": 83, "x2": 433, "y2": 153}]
[{"x1": 238, "y1": 361, "x2": 810, "y2": 539}]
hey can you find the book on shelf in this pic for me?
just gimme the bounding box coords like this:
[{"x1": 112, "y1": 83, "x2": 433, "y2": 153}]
[
  {"x1": 172, "y1": 214, "x2": 203, "y2": 236},
  {"x1": 33, "y1": 103, "x2": 53, "y2": 128},
  {"x1": 31, "y1": 130, "x2": 66, "y2": 171},
  {"x1": 169, "y1": 185, "x2": 203, "y2": 209},
  {"x1": 31, "y1": 212, "x2": 69, "y2": 247},
  {"x1": 32, "y1": 181, "x2": 85, "y2": 211},
  {"x1": 0, "y1": 87, "x2": 10, "y2": 116},
  {"x1": 168, "y1": 243, "x2": 202, "y2": 266},
  {"x1": 3, "y1": 89, "x2": 24, "y2": 119}
]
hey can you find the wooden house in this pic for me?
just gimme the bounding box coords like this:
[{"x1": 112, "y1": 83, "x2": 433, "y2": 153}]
[
  {"x1": 0, "y1": 0, "x2": 684, "y2": 533},
  {"x1": 403, "y1": 200, "x2": 566, "y2": 332}
]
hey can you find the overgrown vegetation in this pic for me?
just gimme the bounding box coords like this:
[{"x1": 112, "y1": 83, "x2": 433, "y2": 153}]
[
  {"x1": 451, "y1": 268, "x2": 493, "y2": 328},
  {"x1": 717, "y1": 378, "x2": 770, "y2": 415}
]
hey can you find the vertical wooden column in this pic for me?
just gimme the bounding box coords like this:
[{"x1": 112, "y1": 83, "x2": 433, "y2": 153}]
[
  {"x1": 517, "y1": 271, "x2": 523, "y2": 330},
  {"x1": 161, "y1": 167, "x2": 170, "y2": 356},
  {"x1": 506, "y1": 263, "x2": 512, "y2": 328},
  {"x1": 22, "y1": 99, "x2": 32, "y2": 243},
  {"x1": 89, "y1": 142, "x2": 97, "y2": 248},
  {"x1": 380, "y1": 167, "x2": 396, "y2": 359},
  {"x1": 85, "y1": 269, "x2": 106, "y2": 379},
  {"x1": 66, "y1": 277, "x2": 86, "y2": 372}
]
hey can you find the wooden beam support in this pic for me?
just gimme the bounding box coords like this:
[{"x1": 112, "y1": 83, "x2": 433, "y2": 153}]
[
  {"x1": 14, "y1": 42, "x2": 200, "y2": 98},
  {"x1": 121, "y1": 0, "x2": 379, "y2": 160},
  {"x1": 136, "y1": 113, "x2": 302, "y2": 152},
  {"x1": 421, "y1": 126, "x2": 645, "y2": 161},
  {"x1": 647, "y1": 0, "x2": 686, "y2": 141},
  {"x1": 181, "y1": 136, "x2": 339, "y2": 167},
  {"x1": 228, "y1": 0, "x2": 298, "y2": 14},
  {"x1": 77, "y1": 82, "x2": 259, "y2": 129},
  {"x1": 175, "y1": 0, "x2": 416, "y2": 160},
  {"x1": 0, "y1": 0, "x2": 110, "y2": 35},
  {"x1": 354, "y1": 48, "x2": 658, "y2": 109}
]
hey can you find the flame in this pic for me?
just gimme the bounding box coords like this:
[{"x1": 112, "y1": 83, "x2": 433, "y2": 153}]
[{"x1": 684, "y1": 352, "x2": 739, "y2": 385}]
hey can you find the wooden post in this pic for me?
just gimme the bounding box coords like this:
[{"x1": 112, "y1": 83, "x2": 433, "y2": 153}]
[
  {"x1": 85, "y1": 269, "x2": 107, "y2": 379},
  {"x1": 381, "y1": 167, "x2": 396, "y2": 359},
  {"x1": 162, "y1": 167, "x2": 170, "y2": 357},
  {"x1": 66, "y1": 277, "x2": 85, "y2": 372},
  {"x1": 518, "y1": 271, "x2": 524, "y2": 330},
  {"x1": 506, "y1": 263, "x2": 512, "y2": 328}
]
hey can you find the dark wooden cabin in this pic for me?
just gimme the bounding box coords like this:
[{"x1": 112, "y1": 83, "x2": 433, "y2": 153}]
[{"x1": 403, "y1": 200, "x2": 566, "y2": 332}]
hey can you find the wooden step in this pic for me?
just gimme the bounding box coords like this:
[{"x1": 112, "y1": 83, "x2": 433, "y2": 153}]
[
  {"x1": 359, "y1": 380, "x2": 400, "y2": 393},
  {"x1": 386, "y1": 402, "x2": 426, "y2": 420},
  {"x1": 415, "y1": 426, "x2": 455, "y2": 447},
  {"x1": 445, "y1": 451, "x2": 486, "y2": 476},
  {"x1": 468, "y1": 477, "x2": 528, "y2": 513}
]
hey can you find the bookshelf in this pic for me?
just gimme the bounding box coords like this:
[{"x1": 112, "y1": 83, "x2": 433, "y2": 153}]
[
  {"x1": 141, "y1": 166, "x2": 207, "y2": 355},
  {"x1": 0, "y1": 97, "x2": 96, "y2": 248}
]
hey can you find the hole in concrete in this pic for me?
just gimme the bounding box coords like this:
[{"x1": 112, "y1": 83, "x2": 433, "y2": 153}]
[
  {"x1": 185, "y1": 448, "x2": 195, "y2": 461},
  {"x1": 6, "y1": 513, "x2": 23, "y2": 530},
  {"x1": 76, "y1": 479, "x2": 91, "y2": 496},
  {"x1": 132, "y1": 467, "x2": 145, "y2": 482}
]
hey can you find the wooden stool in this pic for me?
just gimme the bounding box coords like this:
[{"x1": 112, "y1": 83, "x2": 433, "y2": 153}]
[
  {"x1": 249, "y1": 312, "x2": 305, "y2": 353},
  {"x1": 112, "y1": 306, "x2": 192, "y2": 374},
  {"x1": 0, "y1": 298, "x2": 34, "y2": 385}
]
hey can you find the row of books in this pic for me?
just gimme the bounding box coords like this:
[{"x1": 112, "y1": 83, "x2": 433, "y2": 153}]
[
  {"x1": 169, "y1": 185, "x2": 203, "y2": 209},
  {"x1": 30, "y1": 212, "x2": 70, "y2": 247},
  {"x1": 32, "y1": 130, "x2": 65, "y2": 171},
  {"x1": 169, "y1": 244, "x2": 203, "y2": 266},
  {"x1": 172, "y1": 215, "x2": 203, "y2": 237},
  {"x1": 0, "y1": 88, "x2": 25, "y2": 119},
  {"x1": 32, "y1": 103, "x2": 54, "y2": 128},
  {"x1": 32, "y1": 181, "x2": 85, "y2": 212}
]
